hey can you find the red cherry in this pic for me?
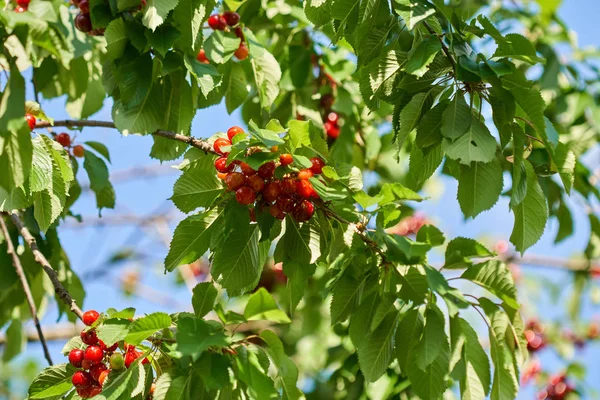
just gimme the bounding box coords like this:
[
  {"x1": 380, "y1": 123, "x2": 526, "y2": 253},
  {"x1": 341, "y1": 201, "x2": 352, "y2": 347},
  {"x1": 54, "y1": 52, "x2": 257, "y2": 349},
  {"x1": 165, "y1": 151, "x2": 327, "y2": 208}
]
[
  {"x1": 72, "y1": 371, "x2": 92, "y2": 388},
  {"x1": 320, "y1": 93, "x2": 334, "y2": 110},
  {"x1": 297, "y1": 169, "x2": 314, "y2": 180},
  {"x1": 25, "y1": 114, "x2": 36, "y2": 130},
  {"x1": 213, "y1": 138, "x2": 232, "y2": 155},
  {"x1": 269, "y1": 204, "x2": 285, "y2": 220},
  {"x1": 225, "y1": 172, "x2": 246, "y2": 191},
  {"x1": 235, "y1": 42, "x2": 249, "y2": 60},
  {"x1": 75, "y1": 13, "x2": 92, "y2": 33},
  {"x1": 263, "y1": 181, "x2": 281, "y2": 203},
  {"x1": 79, "y1": 0, "x2": 89, "y2": 13},
  {"x1": 84, "y1": 345, "x2": 104, "y2": 365},
  {"x1": 293, "y1": 200, "x2": 315, "y2": 222},
  {"x1": 14, "y1": 5, "x2": 26, "y2": 12},
  {"x1": 276, "y1": 195, "x2": 295, "y2": 214},
  {"x1": 215, "y1": 156, "x2": 234, "y2": 173},
  {"x1": 81, "y1": 359, "x2": 92, "y2": 370},
  {"x1": 16, "y1": 0, "x2": 30, "y2": 6},
  {"x1": 279, "y1": 154, "x2": 293, "y2": 166},
  {"x1": 197, "y1": 49, "x2": 209, "y2": 64},
  {"x1": 124, "y1": 350, "x2": 147, "y2": 368},
  {"x1": 324, "y1": 121, "x2": 340, "y2": 139},
  {"x1": 89, "y1": 363, "x2": 107, "y2": 382},
  {"x1": 82, "y1": 310, "x2": 100, "y2": 326},
  {"x1": 55, "y1": 133, "x2": 71, "y2": 147},
  {"x1": 227, "y1": 126, "x2": 244, "y2": 141},
  {"x1": 296, "y1": 180, "x2": 314, "y2": 198},
  {"x1": 234, "y1": 27, "x2": 244, "y2": 39},
  {"x1": 247, "y1": 175, "x2": 265, "y2": 193},
  {"x1": 240, "y1": 162, "x2": 256, "y2": 176},
  {"x1": 280, "y1": 178, "x2": 297, "y2": 195},
  {"x1": 208, "y1": 14, "x2": 226, "y2": 30},
  {"x1": 258, "y1": 161, "x2": 276, "y2": 179},
  {"x1": 309, "y1": 157, "x2": 325, "y2": 174},
  {"x1": 236, "y1": 187, "x2": 256, "y2": 205},
  {"x1": 98, "y1": 370, "x2": 110, "y2": 386},
  {"x1": 223, "y1": 11, "x2": 240, "y2": 26},
  {"x1": 80, "y1": 329, "x2": 98, "y2": 346},
  {"x1": 69, "y1": 349, "x2": 85, "y2": 368},
  {"x1": 326, "y1": 112, "x2": 339, "y2": 124},
  {"x1": 72, "y1": 145, "x2": 85, "y2": 158},
  {"x1": 77, "y1": 385, "x2": 102, "y2": 398}
]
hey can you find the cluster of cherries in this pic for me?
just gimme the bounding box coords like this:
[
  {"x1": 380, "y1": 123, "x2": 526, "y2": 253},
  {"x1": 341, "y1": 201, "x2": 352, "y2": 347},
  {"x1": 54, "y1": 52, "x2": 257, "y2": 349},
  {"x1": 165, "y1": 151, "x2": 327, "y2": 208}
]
[
  {"x1": 213, "y1": 126, "x2": 324, "y2": 223},
  {"x1": 525, "y1": 319, "x2": 546, "y2": 353},
  {"x1": 71, "y1": 0, "x2": 94, "y2": 34},
  {"x1": 197, "y1": 11, "x2": 248, "y2": 63},
  {"x1": 68, "y1": 310, "x2": 150, "y2": 398},
  {"x1": 55, "y1": 132, "x2": 85, "y2": 158},
  {"x1": 12, "y1": 0, "x2": 29, "y2": 13},
  {"x1": 536, "y1": 374, "x2": 575, "y2": 400}
]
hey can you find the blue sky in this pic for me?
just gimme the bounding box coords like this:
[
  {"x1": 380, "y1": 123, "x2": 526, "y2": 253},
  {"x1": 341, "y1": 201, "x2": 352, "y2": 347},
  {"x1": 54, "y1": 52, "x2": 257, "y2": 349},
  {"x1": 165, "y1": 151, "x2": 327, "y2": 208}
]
[{"x1": 4, "y1": 1, "x2": 600, "y2": 398}]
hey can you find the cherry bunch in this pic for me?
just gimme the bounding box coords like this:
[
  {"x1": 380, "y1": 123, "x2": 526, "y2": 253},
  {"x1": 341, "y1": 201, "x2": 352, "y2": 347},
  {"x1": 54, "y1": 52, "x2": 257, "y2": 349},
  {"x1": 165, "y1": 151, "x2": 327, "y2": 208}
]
[
  {"x1": 13, "y1": 0, "x2": 30, "y2": 13},
  {"x1": 536, "y1": 374, "x2": 575, "y2": 400},
  {"x1": 213, "y1": 126, "x2": 325, "y2": 223},
  {"x1": 67, "y1": 310, "x2": 149, "y2": 398},
  {"x1": 55, "y1": 132, "x2": 85, "y2": 158},
  {"x1": 204, "y1": 11, "x2": 248, "y2": 61},
  {"x1": 525, "y1": 319, "x2": 546, "y2": 353}
]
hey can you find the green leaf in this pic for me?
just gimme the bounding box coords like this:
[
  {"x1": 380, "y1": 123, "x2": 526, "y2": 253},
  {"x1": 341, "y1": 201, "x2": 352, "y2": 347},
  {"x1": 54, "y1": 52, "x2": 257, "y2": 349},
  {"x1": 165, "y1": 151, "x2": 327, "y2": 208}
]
[
  {"x1": 184, "y1": 55, "x2": 221, "y2": 99},
  {"x1": 33, "y1": 154, "x2": 68, "y2": 233},
  {"x1": 95, "y1": 358, "x2": 147, "y2": 399},
  {"x1": 125, "y1": 312, "x2": 172, "y2": 345},
  {"x1": 112, "y1": 82, "x2": 164, "y2": 135},
  {"x1": 441, "y1": 94, "x2": 472, "y2": 139},
  {"x1": 96, "y1": 319, "x2": 131, "y2": 345},
  {"x1": 204, "y1": 31, "x2": 241, "y2": 64},
  {"x1": 83, "y1": 149, "x2": 115, "y2": 211},
  {"x1": 2, "y1": 319, "x2": 23, "y2": 362},
  {"x1": 176, "y1": 316, "x2": 228, "y2": 356},
  {"x1": 248, "y1": 120, "x2": 285, "y2": 148},
  {"x1": 406, "y1": 337, "x2": 450, "y2": 400},
  {"x1": 304, "y1": 0, "x2": 331, "y2": 26},
  {"x1": 415, "y1": 304, "x2": 447, "y2": 370},
  {"x1": 395, "y1": 309, "x2": 423, "y2": 372},
  {"x1": 409, "y1": 143, "x2": 443, "y2": 186},
  {"x1": 458, "y1": 158, "x2": 503, "y2": 218},
  {"x1": 444, "y1": 119, "x2": 497, "y2": 165},
  {"x1": 405, "y1": 36, "x2": 441, "y2": 78},
  {"x1": 395, "y1": 92, "x2": 432, "y2": 151},
  {"x1": 192, "y1": 282, "x2": 218, "y2": 318},
  {"x1": 416, "y1": 225, "x2": 445, "y2": 247},
  {"x1": 145, "y1": 24, "x2": 181, "y2": 57},
  {"x1": 510, "y1": 87, "x2": 547, "y2": 140},
  {"x1": 553, "y1": 142, "x2": 575, "y2": 194},
  {"x1": 487, "y1": 326, "x2": 519, "y2": 400},
  {"x1": 212, "y1": 225, "x2": 270, "y2": 293},
  {"x1": 357, "y1": 311, "x2": 398, "y2": 382},
  {"x1": 416, "y1": 101, "x2": 447, "y2": 148},
  {"x1": 394, "y1": 0, "x2": 435, "y2": 30},
  {"x1": 84, "y1": 141, "x2": 111, "y2": 163},
  {"x1": 360, "y1": 48, "x2": 406, "y2": 110},
  {"x1": 248, "y1": 33, "x2": 282, "y2": 109},
  {"x1": 259, "y1": 330, "x2": 303, "y2": 400},
  {"x1": 105, "y1": 18, "x2": 128, "y2": 59},
  {"x1": 244, "y1": 288, "x2": 291, "y2": 323},
  {"x1": 444, "y1": 237, "x2": 494, "y2": 270},
  {"x1": 142, "y1": 0, "x2": 179, "y2": 31},
  {"x1": 455, "y1": 317, "x2": 491, "y2": 400},
  {"x1": 398, "y1": 265, "x2": 428, "y2": 304},
  {"x1": 275, "y1": 218, "x2": 321, "y2": 265},
  {"x1": 28, "y1": 364, "x2": 76, "y2": 399},
  {"x1": 224, "y1": 62, "x2": 249, "y2": 114},
  {"x1": 509, "y1": 161, "x2": 548, "y2": 253},
  {"x1": 330, "y1": 274, "x2": 364, "y2": 324},
  {"x1": 349, "y1": 292, "x2": 380, "y2": 347},
  {"x1": 172, "y1": 0, "x2": 210, "y2": 52},
  {"x1": 461, "y1": 261, "x2": 519, "y2": 309},
  {"x1": 170, "y1": 156, "x2": 223, "y2": 213},
  {"x1": 492, "y1": 33, "x2": 545, "y2": 64}
]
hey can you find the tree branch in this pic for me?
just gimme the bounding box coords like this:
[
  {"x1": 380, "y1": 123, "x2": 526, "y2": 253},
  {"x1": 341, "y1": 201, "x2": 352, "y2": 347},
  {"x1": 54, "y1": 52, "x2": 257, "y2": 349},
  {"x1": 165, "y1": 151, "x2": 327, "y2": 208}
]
[
  {"x1": 8, "y1": 211, "x2": 84, "y2": 320},
  {"x1": 0, "y1": 216, "x2": 53, "y2": 365},
  {"x1": 35, "y1": 120, "x2": 216, "y2": 154},
  {"x1": 422, "y1": 21, "x2": 456, "y2": 70}
]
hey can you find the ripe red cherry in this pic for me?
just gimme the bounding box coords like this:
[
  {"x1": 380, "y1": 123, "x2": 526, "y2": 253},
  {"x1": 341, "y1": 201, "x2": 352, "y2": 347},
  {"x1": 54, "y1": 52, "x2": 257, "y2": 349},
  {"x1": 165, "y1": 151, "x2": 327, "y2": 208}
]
[
  {"x1": 56, "y1": 133, "x2": 71, "y2": 147},
  {"x1": 247, "y1": 175, "x2": 265, "y2": 193},
  {"x1": 98, "y1": 370, "x2": 110, "y2": 386},
  {"x1": 227, "y1": 126, "x2": 244, "y2": 141},
  {"x1": 77, "y1": 385, "x2": 102, "y2": 398},
  {"x1": 309, "y1": 157, "x2": 325, "y2": 174},
  {"x1": 296, "y1": 180, "x2": 315, "y2": 198},
  {"x1": 79, "y1": 0, "x2": 89, "y2": 13},
  {"x1": 69, "y1": 349, "x2": 85, "y2": 368},
  {"x1": 279, "y1": 154, "x2": 293, "y2": 166},
  {"x1": 223, "y1": 11, "x2": 240, "y2": 26},
  {"x1": 324, "y1": 122, "x2": 340, "y2": 139},
  {"x1": 326, "y1": 112, "x2": 339, "y2": 124},
  {"x1": 82, "y1": 310, "x2": 100, "y2": 326},
  {"x1": 320, "y1": 93, "x2": 334, "y2": 110},
  {"x1": 81, "y1": 359, "x2": 92, "y2": 370},
  {"x1": 25, "y1": 114, "x2": 36, "y2": 130},
  {"x1": 213, "y1": 138, "x2": 232, "y2": 155},
  {"x1": 16, "y1": 0, "x2": 30, "y2": 6},
  {"x1": 124, "y1": 350, "x2": 148, "y2": 368},
  {"x1": 298, "y1": 169, "x2": 314, "y2": 180},
  {"x1": 84, "y1": 345, "x2": 104, "y2": 365},
  {"x1": 89, "y1": 363, "x2": 107, "y2": 382},
  {"x1": 269, "y1": 204, "x2": 285, "y2": 220},
  {"x1": 215, "y1": 156, "x2": 234, "y2": 173},
  {"x1": 280, "y1": 178, "x2": 296, "y2": 195},
  {"x1": 197, "y1": 49, "x2": 209, "y2": 64},
  {"x1": 276, "y1": 195, "x2": 295, "y2": 213},
  {"x1": 235, "y1": 43, "x2": 249, "y2": 60},
  {"x1": 263, "y1": 181, "x2": 281, "y2": 203},
  {"x1": 80, "y1": 329, "x2": 98, "y2": 345},
  {"x1": 109, "y1": 353, "x2": 124, "y2": 371},
  {"x1": 208, "y1": 14, "x2": 226, "y2": 30},
  {"x1": 258, "y1": 161, "x2": 276, "y2": 179},
  {"x1": 75, "y1": 13, "x2": 93, "y2": 33},
  {"x1": 73, "y1": 145, "x2": 85, "y2": 158},
  {"x1": 293, "y1": 200, "x2": 315, "y2": 222},
  {"x1": 72, "y1": 371, "x2": 92, "y2": 388},
  {"x1": 14, "y1": 5, "x2": 26, "y2": 12},
  {"x1": 98, "y1": 340, "x2": 118, "y2": 353},
  {"x1": 225, "y1": 172, "x2": 246, "y2": 191},
  {"x1": 236, "y1": 187, "x2": 256, "y2": 205},
  {"x1": 240, "y1": 162, "x2": 256, "y2": 176}
]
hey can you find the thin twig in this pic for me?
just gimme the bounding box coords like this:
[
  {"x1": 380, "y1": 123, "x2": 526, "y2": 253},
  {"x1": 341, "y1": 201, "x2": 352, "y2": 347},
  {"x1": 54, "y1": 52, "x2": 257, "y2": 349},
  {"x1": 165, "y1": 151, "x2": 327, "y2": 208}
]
[
  {"x1": 422, "y1": 21, "x2": 456, "y2": 70},
  {"x1": 0, "y1": 216, "x2": 53, "y2": 365},
  {"x1": 8, "y1": 211, "x2": 84, "y2": 320}
]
